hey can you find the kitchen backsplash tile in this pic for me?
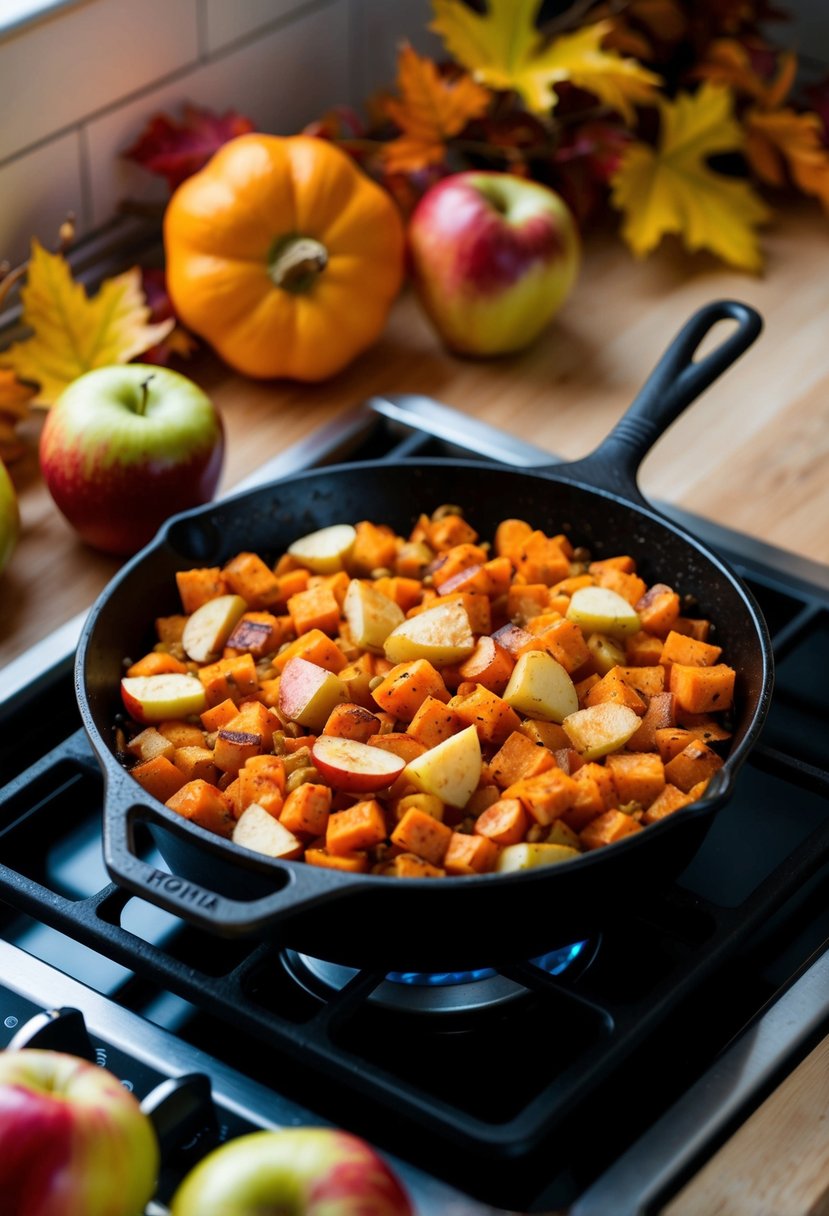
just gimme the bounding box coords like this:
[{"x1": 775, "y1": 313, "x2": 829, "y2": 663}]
[
  {"x1": 0, "y1": 0, "x2": 429, "y2": 267},
  {"x1": 201, "y1": 0, "x2": 315, "y2": 55},
  {"x1": 0, "y1": 0, "x2": 199, "y2": 163},
  {"x1": 0, "y1": 131, "x2": 83, "y2": 265},
  {"x1": 85, "y1": 0, "x2": 351, "y2": 229}
]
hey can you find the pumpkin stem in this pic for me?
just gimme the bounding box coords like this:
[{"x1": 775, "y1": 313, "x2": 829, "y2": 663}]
[{"x1": 269, "y1": 235, "x2": 328, "y2": 293}]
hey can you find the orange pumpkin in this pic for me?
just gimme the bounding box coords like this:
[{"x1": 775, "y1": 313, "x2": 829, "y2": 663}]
[{"x1": 163, "y1": 134, "x2": 405, "y2": 381}]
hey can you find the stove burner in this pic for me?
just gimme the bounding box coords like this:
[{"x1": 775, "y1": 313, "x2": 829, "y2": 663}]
[{"x1": 284, "y1": 941, "x2": 588, "y2": 1015}]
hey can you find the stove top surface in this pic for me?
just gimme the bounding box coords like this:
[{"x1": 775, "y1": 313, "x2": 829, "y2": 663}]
[{"x1": 1, "y1": 395, "x2": 827, "y2": 1214}]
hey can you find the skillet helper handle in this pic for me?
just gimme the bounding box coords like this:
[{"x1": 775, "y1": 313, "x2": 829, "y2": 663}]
[
  {"x1": 104, "y1": 788, "x2": 362, "y2": 936},
  {"x1": 557, "y1": 299, "x2": 763, "y2": 502}
]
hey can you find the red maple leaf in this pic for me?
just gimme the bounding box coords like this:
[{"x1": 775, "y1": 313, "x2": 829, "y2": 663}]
[
  {"x1": 123, "y1": 104, "x2": 256, "y2": 190},
  {"x1": 137, "y1": 268, "x2": 197, "y2": 366},
  {"x1": 805, "y1": 76, "x2": 829, "y2": 146}
]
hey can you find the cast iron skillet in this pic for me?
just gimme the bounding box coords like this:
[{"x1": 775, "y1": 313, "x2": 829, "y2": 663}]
[{"x1": 78, "y1": 299, "x2": 772, "y2": 971}]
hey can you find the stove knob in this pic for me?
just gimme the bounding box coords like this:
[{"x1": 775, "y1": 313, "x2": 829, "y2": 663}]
[
  {"x1": 141, "y1": 1072, "x2": 218, "y2": 1160},
  {"x1": 6, "y1": 1006, "x2": 95, "y2": 1060}
]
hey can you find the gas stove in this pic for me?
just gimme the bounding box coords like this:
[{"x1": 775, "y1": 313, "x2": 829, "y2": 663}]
[{"x1": 1, "y1": 395, "x2": 827, "y2": 1214}]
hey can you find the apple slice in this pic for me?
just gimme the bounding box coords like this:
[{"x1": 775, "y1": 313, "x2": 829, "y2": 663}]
[
  {"x1": 121, "y1": 673, "x2": 206, "y2": 724},
  {"x1": 403, "y1": 723, "x2": 481, "y2": 808},
  {"x1": 287, "y1": 523, "x2": 357, "y2": 574},
  {"x1": 566, "y1": 586, "x2": 641, "y2": 637},
  {"x1": 503, "y1": 650, "x2": 579, "y2": 723},
  {"x1": 384, "y1": 600, "x2": 475, "y2": 666},
  {"x1": 182, "y1": 593, "x2": 248, "y2": 663},
  {"x1": 496, "y1": 842, "x2": 580, "y2": 872},
  {"x1": 562, "y1": 703, "x2": 641, "y2": 760},
  {"x1": 343, "y1": 578, "x2": 404, "y2": 652},
  {"x1": 277, "y1": 656, "x2": 348, "y2": 731},
  {"x1": 232, "y1": 803, "x2": 303, "y2": 859},
  {"x1": 311, "y1": 735, "x2": 405, "y2": 793}
]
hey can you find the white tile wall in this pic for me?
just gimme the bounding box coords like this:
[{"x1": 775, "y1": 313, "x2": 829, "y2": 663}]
[{"x1": 0, "y1": 0, "x2": 430, "y2": 267}]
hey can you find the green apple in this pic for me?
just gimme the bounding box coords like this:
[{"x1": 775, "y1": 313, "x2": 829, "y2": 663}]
[
  {"x1": 0, "y1": 1048, "x2": 159, "y2": 1216},
  {"x1": 408, "y1": 171, "x2": 580, "y2": 356},
  {"x1": 169, "y1": 1126, "x2": 413, "y2": 1216},
  {"x1": 39, "y1": 364, "x2": 224, "y2": 556},
  {"x1": 0, "y1": 459, "x2": 20, "y2": 574}
]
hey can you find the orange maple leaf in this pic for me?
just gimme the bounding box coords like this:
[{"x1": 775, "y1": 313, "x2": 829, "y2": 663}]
[
  {"x1": 694, "y1": 38, "x2": 796, "y2": 109},
  {"x1": 382, "y1": 44, "x2": 490, "y2": 174},
  {"x1": 746, "y1": 108, "x2": 829, "y2": 208},
  {"x1": 0, "y1": 369, "x2": 36, "y2": 463}
]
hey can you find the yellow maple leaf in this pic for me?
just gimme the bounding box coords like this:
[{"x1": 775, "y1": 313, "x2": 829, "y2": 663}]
[
  {"x1": 610, "y1": 82, "x2": 771, "y2": 271},
  {"x1": 0, "y1": 368, "x2": 36, "y2": 462},
  {"x1": 383, "y1": 44, "x2": 490, "y2": 174},
  {"x1": 746, "y1": 108, "x2": 829, "y2": 209},
  {"x1": 430, "y1": 0, "x2": 661, "y2": 120},
  {"x1": 0, "y1": 240, "x2": 174, "y2": 405}
]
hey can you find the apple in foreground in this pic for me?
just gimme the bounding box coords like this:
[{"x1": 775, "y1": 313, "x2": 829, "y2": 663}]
[
  {"x1": 39, "y1": 363, "x2": 224, "y2": 556},
  {"x1": 408, "y1": 171, "x2": 580, "y2": 356},
  {"x1": 0, "y1": 458, "x2": 20, "y2": 574},
  {"x1": 170, "y1": 1126, "x2": 412, "y2": 1216},
  {"x1": 0, "y1": 1048, "x2": 159, "y2": 1216},
  {"x1": 312, "y1": 735, "x2": 406, "y2": 792}
]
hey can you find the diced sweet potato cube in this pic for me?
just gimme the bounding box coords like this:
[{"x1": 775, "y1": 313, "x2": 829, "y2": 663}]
[
  {"x1": 589, "y1": 555, "x2": 637, "y2": 576},
  {"x1": 494, "y1": 518, "x2": 533, "y2": 562},
  {"x1": 327, "y1": 800, "x2": 388, "y2": 855},
  {"x1": 287, "y1": 583, "x2": 341, "y2": 637},
  {"x1": 635, "y1": 583, "x2": 680, "y2": 637},
  {"x1": 584, "y1": 669, "x2": 646, "y2": 714},
  {"x1": 366, "y1": 732, "x2": 427, "y2": 766},
  {"x1": 166, "y1": 779, "x2": 234, "y2": 837},
  {"x1": 503, "y1": 767, "x2": 578, "y2": 825},
  {"x1": 126, "y1": 651, "x2": 188, "y2": 678},
  {"x1": 654, "y1": 727, "x2": 697, "y2": 762},
  {"x1": 491, "y1": 621, "x2": 537, "y2": 658},
  {"x1": 625, "y1": 632, "x2": 666, "y2": 666},
  {"x1": 373, "y1": 575, "x2": 424, "y2": 612},
  {"x1": 489, "y1": 730, "x2": 555, "y2": 788},
  {"x1": 238, "y1": 756, "x2": 286, "y2": 817},
  {"x1": 592, "y1": 566, "x2": 646, "y2": 606},
  {"x1": 531, "y1": 617, "x2": 591, "y2": 675},
  {"x1": 428, "y1": 514, "x2": 479, "y2": 550},
  {"x1": 673, "y1": 617, "x2": 712, "y2": 642},
  {"x1": 475, "y1": 797, "x2": 529, "y2": 845},
  {"x1": 507, "y1": 583, "x2": 551, "y2": 623},
  {"x1": 225, "y1": 611, "x2": 289, "y2": 657},
  {"x1": 448, "y1": 684, "x2": 521, "y2": 747},
  {"x1": 280, "y1": 783, "x2": 332, "y2": 836},
  {"x1": 642, "y1": 783, "x2": 693, "y2": 824},
  {"x1": 443, "y1": 831, "x2": 499, "y2": 875},
  {"x1": 176, "y1": 568, "x2": 226, "y2": 613},
  {"x1": 305, "y1": 848, "x2": 369, "y2": 873},
  {"x1": 223, "y1": 552, "x2": 281, "y2": 608},
  {"x1": 562, "y1": 775, "x2": 605, "y2": 831},
  {"x1": 431, "y1": 543, "x2": 489, "y2": 589},
  {"x1": 519, "y1": 719, "x2": 570, "y2": 750},
  {"x1": 553, "y1": 747, "x2": 585, "y2": 775},
  {"x1": 605, "y1": 752, "x2": 666, "y2": 808},
  {"x1": 515, "y1": 531, "x2": 570, "y2": 585},
  {"x1": 322, "y1": 702, "x2": 381, "y2": 742},
  {"x1": 156, "y1": 614, "x2": 188, "y2": 645},
  {"x1": 455, "y1": 636, "x2": 514, "y2": 695},
  {"x1": 371, "y1": 660, "x2": 449, "y2": 721},
  {"x1": 663, "y1": 740, "x2": 724, "y2": 792},
  {"x1": 391, "y1": 807, "x2": 453, "y2": 865},
  {"x1": 198, "y1": 654, "x2": 259, "y2": 706},
  {"x1": 213, "y1": 729, "x2": 264, "y2": 774},
  {"x1": 225, "y1": 700, "x2": 277, "y2": 749},
  {"x1": 669, "y1": 663, "x2": 735, "y2": 714},
  {"x1": 660, "y1": 631, "x2": 723, "y2": 668},
  {"x1": 380, "y1": 853, "x2": 445, "y2": 878},
  {"x1": 157, "y1": 721, "x2": 206, "y2": 749},
  {"x1": 406, "y1": 697, "x2": 465, "y2": 749},
  {"x1": 347, "y1": 520, "x2": 398, "y2": 575},
  {"x1": 580, "y1": 810, "x2": 643, "y2": 850},
  {"x1": 614, "y1": 665, "x2": 665, "y2": 700},
  {"x1": 272, "y1": 629, "x2": 347, "y2": 675},
  {"x1": 675, "y1": 712, "x2": 732, "y2": 745},
  {"x1": 131, "y1": 755, "x2": 186, "y2": 802},
  {"x1": 200, "y1": 698, "x2": 239, "y2": 732}
]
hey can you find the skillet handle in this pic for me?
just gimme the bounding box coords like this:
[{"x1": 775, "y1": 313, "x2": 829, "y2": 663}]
[
  {"x1": 103, "y1": 786, "x2": 368, "y2": 937},
  {"x1": 555, "y1": 299, "x2": 763, "y2": 503}
]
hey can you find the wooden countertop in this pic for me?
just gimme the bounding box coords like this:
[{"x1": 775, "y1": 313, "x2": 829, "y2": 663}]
[{"x1": 1, "y1": 197, "x2": 827, "y2": 1212}]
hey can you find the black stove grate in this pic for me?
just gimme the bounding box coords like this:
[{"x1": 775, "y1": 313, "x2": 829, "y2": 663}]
[{"x1": 1, "y1": 399, "x2": 828, "y2": 1212}]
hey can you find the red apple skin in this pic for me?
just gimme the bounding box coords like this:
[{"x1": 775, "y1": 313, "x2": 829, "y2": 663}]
[
  {"x1": 170, "y1": 1127, "x2": 412, "y2": 1216},
  {"x1": 39, "y1": 364, "x2": 224, "y2": 557},
  {"x1": 0, "y1": 1049, "x2": 159, "y2": 1216},
  {"x1": 408, "y1": 171, "x2": 580, "y2": 355},
  {"x1": 312, "y1": 736, "x2": 406, "y2": 793}
]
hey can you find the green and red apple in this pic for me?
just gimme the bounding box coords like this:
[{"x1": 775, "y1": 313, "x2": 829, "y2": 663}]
[
  {"x1": 408, "y1": 171, "x2": 580, "y2": 356},
  {"x1": 169, "y1": 1126, "x2": 412, "y2": 1216},
  {"x1": 0, "y1": 459, "x2": 20, "y2": 574},
  {"x1": 0, "y1": 1048, "x2": 159, "y2": 1216},
  {"x1": 39, "y1": 364, "x2": 224, "y2": 556}
]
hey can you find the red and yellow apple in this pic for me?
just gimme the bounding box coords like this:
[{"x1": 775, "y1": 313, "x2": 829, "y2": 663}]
[
  {"x1": 0, "y1": 458, "x2": 20, "y2": 574},
  {"x1": 39, "y1": 363, "x2": 224, "y2": 556},
  {"x1": 311, "y1": 735, "x2": 406, "y2": 793},
  {"x1": 0, "y1": 1048, "x2": 159, "y2": 1216},
  {"x1": 169, "y1": 1127, "x2": 412, "y2": 1216},
  {"x1": 121, "y1": 672, "x2": 207, "y2": 723},
  {"x1": 408, "y1": 171, "x2": 580, "y2": 355},
  {"x1": 277, "y1": 658, "x2": 348, "y2": 731}
]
